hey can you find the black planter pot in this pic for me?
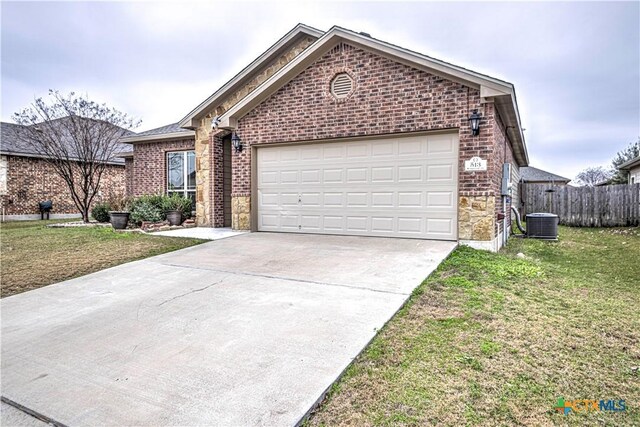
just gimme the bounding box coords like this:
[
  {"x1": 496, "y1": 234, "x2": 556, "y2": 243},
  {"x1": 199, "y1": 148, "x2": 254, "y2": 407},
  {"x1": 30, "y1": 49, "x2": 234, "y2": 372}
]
[
  {"x1": 166, "y1": 210, "x2": 182, "y2": 226},
  {"x1": 109, "y1": 211, "x2": 130, "y2": 230}
]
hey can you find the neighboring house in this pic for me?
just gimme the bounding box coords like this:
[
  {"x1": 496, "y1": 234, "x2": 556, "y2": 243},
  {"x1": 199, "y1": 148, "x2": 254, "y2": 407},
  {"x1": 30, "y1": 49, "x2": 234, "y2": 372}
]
[
  {"x1": 519, "y1": 166, "x2": 571, "y2": 185},
  {"x1": 123, "y1": 24, "x2": 529, "y2": 251},
  {"x1": 618, "y1": 155, "x2": 640, "y2": 184},
  {"x1": 0, "y1": 121, "x2": 130, "y2": 220}
]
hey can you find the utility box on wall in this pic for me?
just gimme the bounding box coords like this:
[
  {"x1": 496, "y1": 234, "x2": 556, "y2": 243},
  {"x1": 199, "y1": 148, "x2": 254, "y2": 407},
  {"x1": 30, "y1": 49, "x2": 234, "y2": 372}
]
[{"x1": 502, "y1": 163, "x2": 512, "y2": 196}]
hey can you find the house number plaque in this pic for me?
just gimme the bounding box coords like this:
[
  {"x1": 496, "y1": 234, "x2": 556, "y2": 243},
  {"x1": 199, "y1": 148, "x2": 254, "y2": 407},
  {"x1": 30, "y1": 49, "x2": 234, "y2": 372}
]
[{"x1": 464, "y1": 156, "x2": 487, "y2": 171}]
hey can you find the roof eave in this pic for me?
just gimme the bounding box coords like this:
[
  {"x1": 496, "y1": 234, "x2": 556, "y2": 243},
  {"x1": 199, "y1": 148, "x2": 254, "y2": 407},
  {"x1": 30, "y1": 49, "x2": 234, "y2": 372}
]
[
  {"x1": 618, "y1": 156, "x2": 640, "y2": 170},
  {"x1": 121, "y1": 131, "x2": 196, "y2": 144},
  {"x1": 0, "y1": 151, "x2": 125, "y2": 165},
  {"x1": 178, "y1": 23, "x2": 324, "y2": 130}
]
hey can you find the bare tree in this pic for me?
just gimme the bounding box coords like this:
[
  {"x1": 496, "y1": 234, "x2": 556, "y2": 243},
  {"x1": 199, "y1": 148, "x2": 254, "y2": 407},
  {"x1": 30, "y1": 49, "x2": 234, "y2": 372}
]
[
  {"x1": 575, "y1": 166, "x2": 612, "y2": 187},
  {"x1": 12, "y1": 90, "x2": 140, "y2": 222}
]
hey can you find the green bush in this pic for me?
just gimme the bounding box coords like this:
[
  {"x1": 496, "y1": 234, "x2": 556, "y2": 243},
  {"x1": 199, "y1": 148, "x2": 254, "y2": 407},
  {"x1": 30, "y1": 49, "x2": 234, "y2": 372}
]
[
  {"x1": 91, "y1": 202, "x2": 111, "y2": 223},
  {"x1": 162, "y1": 193, "x2": 192, "y2": 218},
  {"x1": 128, "y1": 194, "x2": 194, "y2": 226},
  {"x1": 130, "y1": 195, "x2": 165, "y2": 225}
]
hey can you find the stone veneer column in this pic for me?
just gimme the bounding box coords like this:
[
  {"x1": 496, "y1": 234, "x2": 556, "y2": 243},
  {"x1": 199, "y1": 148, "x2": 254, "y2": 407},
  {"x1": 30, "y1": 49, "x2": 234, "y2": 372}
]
[
  {"x1": 231, "y1": 194, "x2": 251, "y2": 230},
  {"x1": 458, "y1": 196, "x2": 496, "y2": 241},
  {"x1": 194, "y1": 116, "x2": 212, "y2": 226}
]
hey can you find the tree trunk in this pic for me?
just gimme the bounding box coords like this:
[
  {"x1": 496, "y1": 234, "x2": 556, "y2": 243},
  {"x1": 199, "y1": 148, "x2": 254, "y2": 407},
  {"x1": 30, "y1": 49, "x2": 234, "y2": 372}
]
[{"x1": 82, "y1": 207, "x2": 90, "y2": 223}]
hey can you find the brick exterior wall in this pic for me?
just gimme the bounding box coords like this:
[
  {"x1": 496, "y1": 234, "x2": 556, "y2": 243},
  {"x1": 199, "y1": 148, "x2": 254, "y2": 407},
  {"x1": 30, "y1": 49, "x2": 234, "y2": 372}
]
[
  {"x1": 211, "y1": 133, "x2": 226, "y2": 227},
  {"x1": 235, "y1": 43, "x2": 494, "y2": 195},
  {"x1": 0, "y1": 155, "x2": 125, "y2": 216},
  {"x1": 228, "y1": 42, "x2": 517, "y2": 241},
  {"x1": 131, "y1": 138, "x2": 195, "y2": 196},
  {"x1": 125, "y1": 157, "x2": 134, "y2": 196}
]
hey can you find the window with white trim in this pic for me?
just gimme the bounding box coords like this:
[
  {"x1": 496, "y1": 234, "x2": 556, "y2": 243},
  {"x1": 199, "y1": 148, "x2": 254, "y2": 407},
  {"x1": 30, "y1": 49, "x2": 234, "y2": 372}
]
[{"x1": 167, "y1": 151, "x2": 196, "y2": 207}]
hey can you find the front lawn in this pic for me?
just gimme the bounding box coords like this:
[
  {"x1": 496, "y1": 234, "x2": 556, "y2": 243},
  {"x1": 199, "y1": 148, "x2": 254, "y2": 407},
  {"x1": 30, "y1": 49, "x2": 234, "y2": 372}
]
[
  {"x1": 0, "y1": 220, "x2": 206, "y2": 298},
  {"x1": 308, "y1": 227, "x2": 639, "y2": 426}
]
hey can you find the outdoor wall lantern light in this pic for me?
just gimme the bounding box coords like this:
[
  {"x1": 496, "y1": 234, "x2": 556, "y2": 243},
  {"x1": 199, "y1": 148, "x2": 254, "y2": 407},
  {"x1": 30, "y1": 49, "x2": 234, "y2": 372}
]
[
  {"x1": 231, "y1": 131, "x2": 243, "y2": 153},
  {"x1": 468, "y1": 109, "x2": 482, "y2": 136}
]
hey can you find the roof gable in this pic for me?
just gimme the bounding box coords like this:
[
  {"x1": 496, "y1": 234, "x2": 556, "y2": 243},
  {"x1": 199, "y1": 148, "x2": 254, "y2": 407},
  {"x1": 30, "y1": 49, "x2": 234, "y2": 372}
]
[
  {"x1": 178, "y1": 23, "x2": 323, "y2": 129},
  {"x1": 218, "y1": 26, "x2": 528, "y2": 166}
]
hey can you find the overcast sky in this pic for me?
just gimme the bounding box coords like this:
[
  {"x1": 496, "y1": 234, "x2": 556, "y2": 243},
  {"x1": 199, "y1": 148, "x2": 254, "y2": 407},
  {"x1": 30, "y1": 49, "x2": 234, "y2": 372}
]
[{"x1": 2, "y1": 1, "x2": 638, "y2": 181}]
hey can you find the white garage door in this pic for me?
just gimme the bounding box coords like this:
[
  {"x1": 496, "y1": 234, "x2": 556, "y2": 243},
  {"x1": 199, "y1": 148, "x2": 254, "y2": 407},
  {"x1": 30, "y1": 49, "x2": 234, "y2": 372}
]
[{"x1": 257, "y1": 133, "x2": 459, "y2": 240}]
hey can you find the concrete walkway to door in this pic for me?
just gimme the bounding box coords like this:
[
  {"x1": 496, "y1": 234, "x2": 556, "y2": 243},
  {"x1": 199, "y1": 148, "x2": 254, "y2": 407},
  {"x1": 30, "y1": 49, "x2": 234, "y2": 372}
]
[{"x1": 1, "y1": 233, "x2": 456, "y2": 426}]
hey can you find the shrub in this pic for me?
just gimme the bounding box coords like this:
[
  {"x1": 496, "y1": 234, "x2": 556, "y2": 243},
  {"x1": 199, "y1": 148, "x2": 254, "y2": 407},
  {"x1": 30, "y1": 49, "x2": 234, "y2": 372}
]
[
  {"x1": 107, "y1": 193, "x2": 132, "y2": 212},
  {"x1": 129, "y1": 195, "x2": 165, "y2": 225},
  {"x1": 162, "y1": 193, "x2": 193, "y2": 218},
  {"x1": 91, "y1": 202, "x2": 111, "y2": 223}
]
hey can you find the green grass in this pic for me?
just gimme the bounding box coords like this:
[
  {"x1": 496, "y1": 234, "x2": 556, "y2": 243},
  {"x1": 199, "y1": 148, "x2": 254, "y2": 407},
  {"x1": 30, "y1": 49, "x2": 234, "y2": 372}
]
[
  {"x1": 0, "y1": 219, "x2": 206, "y2": 297},
  {"x1": 308, "y1": 226, "x2": 640, "y2": 426}
]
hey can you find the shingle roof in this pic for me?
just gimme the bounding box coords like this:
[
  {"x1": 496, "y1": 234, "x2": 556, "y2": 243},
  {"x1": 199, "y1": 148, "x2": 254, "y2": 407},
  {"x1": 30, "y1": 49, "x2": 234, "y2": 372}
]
[
  {"x1": 0, "y1": 120, "x2": 133, "y2": 165},
  {"x1": 134, "y1": 122, "x2": 193, "y2": 137},
  {"x1": 520, "y1": 166, "x2": 570, "y2": 183}
]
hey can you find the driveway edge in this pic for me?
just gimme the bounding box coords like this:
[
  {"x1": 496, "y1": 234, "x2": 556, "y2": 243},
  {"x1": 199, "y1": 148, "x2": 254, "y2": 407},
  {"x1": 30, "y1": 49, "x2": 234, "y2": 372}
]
[{"x1": 295, "y1": 243, "x2": 458, "y2": 426}]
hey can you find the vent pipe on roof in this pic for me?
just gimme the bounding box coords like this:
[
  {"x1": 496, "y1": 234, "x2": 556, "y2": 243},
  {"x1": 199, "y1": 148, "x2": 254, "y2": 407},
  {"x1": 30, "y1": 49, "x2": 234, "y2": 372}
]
[{"x1": 359, "y1": 32, "x2": 371, "y2": 37}]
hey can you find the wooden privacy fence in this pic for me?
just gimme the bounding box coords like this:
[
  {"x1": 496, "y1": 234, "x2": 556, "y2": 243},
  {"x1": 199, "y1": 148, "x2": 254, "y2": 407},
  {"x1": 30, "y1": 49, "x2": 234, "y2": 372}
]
[{"x1": 521, "y1": 183, "x2": 640, "y2": 227}]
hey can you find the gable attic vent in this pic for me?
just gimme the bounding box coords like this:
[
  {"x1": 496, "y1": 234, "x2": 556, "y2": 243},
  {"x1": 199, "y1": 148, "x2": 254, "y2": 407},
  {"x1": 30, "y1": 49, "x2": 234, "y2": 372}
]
[{"x1": 330, "y1": 73, "x2": 354, "y2": 99}]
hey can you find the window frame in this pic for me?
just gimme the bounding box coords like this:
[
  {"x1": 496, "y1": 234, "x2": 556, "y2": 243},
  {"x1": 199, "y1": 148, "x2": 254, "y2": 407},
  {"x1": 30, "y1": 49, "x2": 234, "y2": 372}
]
[{"x1": 166, "y1": 150, "x2": 196, "y2": 207}]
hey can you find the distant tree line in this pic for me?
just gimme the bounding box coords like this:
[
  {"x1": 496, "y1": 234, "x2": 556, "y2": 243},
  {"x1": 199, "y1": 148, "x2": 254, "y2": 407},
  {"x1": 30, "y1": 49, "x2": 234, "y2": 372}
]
[{"x1": 575, "y1": 138, "x2": 640, "y2": 186}]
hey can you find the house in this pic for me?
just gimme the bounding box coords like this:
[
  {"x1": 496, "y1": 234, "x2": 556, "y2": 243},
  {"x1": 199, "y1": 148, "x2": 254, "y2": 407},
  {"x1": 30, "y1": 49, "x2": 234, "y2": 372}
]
[
  {"x1": 123, "y1": 24, "x2": 529, "y2": 251},
  {"x1": 0, "y1": 121, "x2": 130, "y2": 220},
  {"x1": 618, "y1": 155, "x2": 640, "y2": 184},
  {"x1": 519, "y1": 166, "x2": 570, "y2": 185}
]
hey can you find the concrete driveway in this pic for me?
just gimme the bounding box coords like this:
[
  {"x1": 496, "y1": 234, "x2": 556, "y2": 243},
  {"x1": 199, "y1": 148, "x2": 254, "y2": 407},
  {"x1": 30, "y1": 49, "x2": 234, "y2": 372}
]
[{"x1": 1, "y1": 232, "x2": 455, "y2": 426}]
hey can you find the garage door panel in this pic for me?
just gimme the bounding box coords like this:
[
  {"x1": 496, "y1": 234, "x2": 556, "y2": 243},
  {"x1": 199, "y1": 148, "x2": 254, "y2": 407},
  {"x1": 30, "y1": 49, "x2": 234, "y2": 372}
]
[
  {"x1": 346, "y1": 216, "x2": 368, "y2": 231},
  {"x1": 428, "y1": 135, "x2": 457, "y2": 154},
  {"x1": 346, "y1": 168, "x2": 367, "y2": 182},
  {"x1": 371, "y1": 167, "x2": 394, "y2": 182},
  {"x1": 398, "y1": 192, "x2": 422, "y2": 207},
  {"x1": 398, "y1": 165, "x2": 423, "y2": 181},
  {"x1": 262, "y1": 191, "x2": 456, "y2": 212},
  {"x1": 346, "y1": 144, "x2": 368, "y2": 158},
  {"x1": 346, "y1": 192, "x2": 368, "y2": 207},
  {"x1": 427, "y1": 164, "x2": 454, "y2": 181},
  {"x1": 371, "y1": 141, "x2": 395, "y2": 157},
  {"x1": 301, "y1": 169, "x2": 320, "y2": 183},
  {"x1": 426, "y1": 218, "x2": 454, "y2": 235},
  {"x1": 427, "y1": 191, "x2": 455, "y2": 208},
  {"x1": 257, "y1": 133, "x2": 458, "y2": 240},
  {"x1": 371, "y1": 192, "x2": 394, "y2": 207},
  {"x1": 280, "y1": 170, "x2": 298, "y2": 184},
  {"x1": 398, "y1": 139, "x2": 423, "y2": 155},
  {"x1": 323, "y1": 169, "x2": 343, "y2": 183},
  {"x1": 323, "y1": 216, "x2": 344, "y2": 231},
  {"x1": 371, "y1": 217, "x2": 394, "y2": 232}
]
